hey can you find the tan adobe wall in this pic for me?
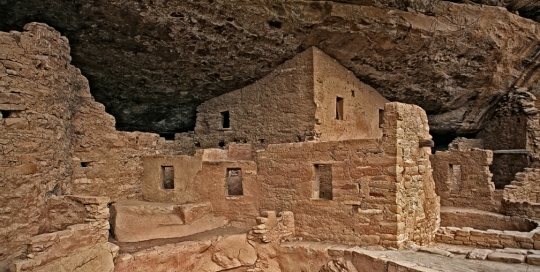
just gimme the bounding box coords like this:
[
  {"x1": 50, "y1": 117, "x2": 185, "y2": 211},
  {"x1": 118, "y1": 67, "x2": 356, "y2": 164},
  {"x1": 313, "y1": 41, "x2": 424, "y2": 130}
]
[
  {"x1": 504, "y1": 168, "x2": 540, "y2": 219},
  {"x1": 141, "y1": 143, "x2": 260, "y2": 225},
  {"x1": 194, "y1": 47, "x2": 317, "y2": 148},
  {"x1": 312, "y1": 47, "x2": 388, "y2": 141},
  {"x1": 0, "y1": 23, "x2": 83, "y2": 266},
  {"x1": 430, "y1": 149, "x2": 501, "y2": 212},
  {"x1": 256, "y1": 102, "x2": 439, "y2": 248}
]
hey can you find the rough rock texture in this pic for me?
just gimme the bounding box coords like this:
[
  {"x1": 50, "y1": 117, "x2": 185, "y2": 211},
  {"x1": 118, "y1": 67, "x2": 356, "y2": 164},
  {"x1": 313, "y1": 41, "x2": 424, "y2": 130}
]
[
  {"x1": 2, "y1": 1, "x2": 540, "y2": 137},
  {"x1": 114, "y1": 233, "x2": 258, "y2": 272}
]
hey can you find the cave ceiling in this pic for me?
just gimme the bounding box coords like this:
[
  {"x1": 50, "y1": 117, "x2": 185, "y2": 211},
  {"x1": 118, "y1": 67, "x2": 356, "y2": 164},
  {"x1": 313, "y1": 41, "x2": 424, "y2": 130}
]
[{"x1": 2, "y1": 0, "x2": 540, "y2": 136}]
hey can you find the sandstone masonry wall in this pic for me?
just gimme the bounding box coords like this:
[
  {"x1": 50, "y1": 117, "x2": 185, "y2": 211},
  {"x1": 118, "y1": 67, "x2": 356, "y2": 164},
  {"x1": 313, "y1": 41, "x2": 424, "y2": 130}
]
[
  {"x1": 313, "y1": 47, "x2": 388, "y2": 141},
  {"x1": 256, "y1": 102, "x2": 439, "y2": 248},
  {"x1": 431, "y1": 149, "x2": 500, "y2": 212},
  {"x1": 0, "y1": 23, "x2": 84, "y2": 266},
  {"x1": 194, "y1": 47, "x2": 317, "y2": 148}
]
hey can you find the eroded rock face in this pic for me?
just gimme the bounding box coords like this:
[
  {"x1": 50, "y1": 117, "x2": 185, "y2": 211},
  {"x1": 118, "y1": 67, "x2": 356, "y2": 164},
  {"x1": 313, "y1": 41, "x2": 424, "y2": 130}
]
[{"x1": 1, "y1": 1, "x2": 540, "y2": 137}]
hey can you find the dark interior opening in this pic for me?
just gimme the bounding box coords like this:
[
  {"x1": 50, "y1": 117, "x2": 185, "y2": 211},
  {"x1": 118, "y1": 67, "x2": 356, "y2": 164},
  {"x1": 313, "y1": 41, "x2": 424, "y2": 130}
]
[
  {"x1": 1, "y1": 110, "x2": 11, "y2": 118},
  {"x1": 221, "y1": 111, "x2": 230, "y2": 128},
  {"x1": 314, "y1": 164, "x2": 333, "y2": 200},
  {"x1": 378, "y1": 109, "x2": 384, "y2": 127},
  {"x1": 81, "y1": 162, "x2": 90, "y2": 167},
  {"x1": 159, "y1": 133, "x2": 175, "y2": 140},
  {"x1": 218, "y1": 140, "x2": 226, "y2": 148},
  {"x1": 430, "y1": 132, "x2": 476, "y2": 154},
  {"x1": 162, "y1": 166, "x2": 175, "y2": 189},
  {"x1": 336, "y1": 97, "x2": 344, "y2": 120},
  {"x1": 226, "y1": 168, "x2": 243, "y2": 196},
  {"x1": 268, "y1": 21, "x2": 282, "y2": 28}
]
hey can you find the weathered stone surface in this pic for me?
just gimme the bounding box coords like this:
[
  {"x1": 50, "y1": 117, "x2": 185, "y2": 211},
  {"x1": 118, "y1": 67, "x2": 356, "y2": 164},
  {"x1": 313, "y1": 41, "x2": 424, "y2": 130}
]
[
  {"x1": 3, "y1": 1, "x2": 540, "y2": 137},
  {"x1": 487, "y1": 252, "x2": 526, "y2": 263},
  {"x1": 114, "y1": 234, "x2": 257, "y2": 272},
  {"x1": 466, "y1": 248, "x2": 493, "y2": 260},
  {"x1": 110, "y1": 200, "x2": 227, "y2": 242}
]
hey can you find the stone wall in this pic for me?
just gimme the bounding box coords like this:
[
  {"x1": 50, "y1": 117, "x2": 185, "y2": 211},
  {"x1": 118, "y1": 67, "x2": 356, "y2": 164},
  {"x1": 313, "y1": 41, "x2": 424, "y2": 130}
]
[
  {"x1": 10, "y1": 196, "x2": 118, "y2": 272},
  {"x1": 256, "y1": 102, "x2": 439, "y2": 248},
  {"x1": 312, "y1": 47, "x2": 388, "y2": 141},
  {"x1": 194, "y1": 47, "x2": 317, "y2": 148},
  {"x1": 430, "y1": 149, "x2": 501, "y2": 212},
  {"x1": 388, "y1": 103, "x2": 440, "y2": 246},
  {"x1": 503, "y1": 168, "x2": 540, "y2": 219},
  {"x1": 0, "y1": 23, "x2": 84, "y2": 267},
  {"x1": 141, "y1": 143, "x2": 260, "y2": 225},
  {"x1": 0, "y1": 22, "x2": 181, "y2": 269},
  {"x1": 476, "y1": 87, "x2": 537, "y2": 188}
]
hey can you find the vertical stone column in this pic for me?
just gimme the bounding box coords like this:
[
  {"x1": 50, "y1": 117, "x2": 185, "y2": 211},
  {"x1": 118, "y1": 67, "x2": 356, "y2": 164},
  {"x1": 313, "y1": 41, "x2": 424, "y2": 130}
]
[{"x1": 381, "y1": 102, "x2": 440, "y2": 247}]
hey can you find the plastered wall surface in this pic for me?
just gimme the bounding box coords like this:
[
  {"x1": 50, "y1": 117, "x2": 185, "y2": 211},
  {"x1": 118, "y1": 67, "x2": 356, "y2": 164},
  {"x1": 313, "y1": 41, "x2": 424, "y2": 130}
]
[
  {"x1": 194, "y1": 47, "x2": 317, "y2": 148},
  {"x1": 312, "y1": 47, "x2": 388, "y2": 141}
]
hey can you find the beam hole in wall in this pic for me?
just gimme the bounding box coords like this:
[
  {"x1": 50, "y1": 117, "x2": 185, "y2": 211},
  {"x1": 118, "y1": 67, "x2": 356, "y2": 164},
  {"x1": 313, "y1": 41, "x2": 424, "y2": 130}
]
[
  {"x1": 351, "y1": 90, "x2": 355, "y2": 97},
  {"x1": 336, "y1": 97, "x2": 344, "y2": 120},
  {"x1": 161, "y1": 166, "x2": 174, "y2": 190},
  {"x1": 218, "y1": 140, "x2": 226, "y2": 148},
  {"x1": 314, "y1": 164, "x2": 333, "y2": 200},
  {"x1": 81, "y1": 162, "x2": 91, "y2": 167},
  {"x1": 1, "y1": 110, "x2": 10, "y2": 118},
  {"x1": 268, "y1": 21, "x2": 282, "y2": 28},
  {"x1": 221, "y1": 111, "x2": 230, "y2": 128},
  {"x1": 378, "y1": 109, "x2": 384, "y2": 128},
  {"x1": 159, "y1": 133, "x2": 175, "y2": 140},
  {"x1": 226, "y1": 168, "x2": 243, "y2": 196}
]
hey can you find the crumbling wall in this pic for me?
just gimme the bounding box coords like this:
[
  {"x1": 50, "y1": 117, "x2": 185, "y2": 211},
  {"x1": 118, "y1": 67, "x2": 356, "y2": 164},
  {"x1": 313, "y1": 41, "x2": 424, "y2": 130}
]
[
  {"x1": 10, "y1": 196, "x2": 118, "y2": 272},
  {"x1": 70, "y1": 98, "x2": 186, "y2": 201},
  {"x1": 504, "y1": 168, "x2": 540, "y2": 219},
  {"x1": 476, "y1": 87, "x2": 536, "y2": 188},
  {"x1": 312, "y1": 47, "x2": 388, "y2": 141},
  {"x1": 431, "y1": 149, "x2": 500, "y2": 212},
  {"x1": 194, "y1": 47, "x2": 317, "y2": 148},
  {"x1": 256, "y1": 102, "x2": 439, "y2": 248},
  {"x1": 0, "y1": 23, "x2": 84, "y2": 267}
]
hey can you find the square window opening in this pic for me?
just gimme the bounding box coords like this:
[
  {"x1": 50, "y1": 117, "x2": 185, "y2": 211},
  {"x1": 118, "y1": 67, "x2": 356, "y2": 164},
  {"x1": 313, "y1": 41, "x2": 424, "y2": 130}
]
[
  {"x1": 336, "y1": 97, "x2": 344, "y2": 120},
  {"x1": 162, "y1": 166, "x2": 175, "y2": 190},
  {"x1": 314, "y1": 164, "x2": 333, "y2": 200},
  {"x1": 226, "y1": 168, "x2": 243, "y2": 196},
  {"x1": 221, "y1": 111, "x2": 230, "y2": 128},
  {"x1": 1, "y1": 110, "x2": 10, "y2": 118}
]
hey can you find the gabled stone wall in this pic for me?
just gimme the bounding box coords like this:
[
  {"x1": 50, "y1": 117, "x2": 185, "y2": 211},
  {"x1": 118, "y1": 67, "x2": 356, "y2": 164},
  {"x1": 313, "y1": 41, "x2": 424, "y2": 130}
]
[{"x1": 194, "y1": 47, "x2": 318, "y2": 148}]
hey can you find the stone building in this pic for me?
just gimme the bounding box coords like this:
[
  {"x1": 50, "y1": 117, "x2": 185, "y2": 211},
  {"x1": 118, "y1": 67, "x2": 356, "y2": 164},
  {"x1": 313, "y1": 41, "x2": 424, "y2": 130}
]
[
  {"x1": 1, "y1": 24, "x2": 442, "y2": 271},
  {"x1": 12, "y1": 21, "x2": 540, "y2": 271}
]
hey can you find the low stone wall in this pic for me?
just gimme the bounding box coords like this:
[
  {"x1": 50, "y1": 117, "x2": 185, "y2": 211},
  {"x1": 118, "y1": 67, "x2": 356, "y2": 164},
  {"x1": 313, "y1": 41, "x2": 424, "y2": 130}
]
[
  {"x1": 10, "y1": 196, "x2": 117, "y2": 272},
  {"x1": 436, "y1": 226, "x2": 540, "y2": 250},
  {"x1": 248, "y1": 210, "x2": 295, "y2": 243},
  {"x1": 441, "y1": 208, "x2": 537, "y2": 232}
]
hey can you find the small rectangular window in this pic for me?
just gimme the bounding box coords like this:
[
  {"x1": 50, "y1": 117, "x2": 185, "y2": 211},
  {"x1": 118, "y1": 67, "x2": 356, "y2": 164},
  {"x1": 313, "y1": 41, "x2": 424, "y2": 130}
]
[
  {"x1": 162, "y1": 166, "x2": 174, "y2": 189},
  {"x1": 221, "y1": 111, "x2": 230, "y2": 128},
  {"x1": 226, "y1": 168, "x2": 243, "y2": 196},
  {"x1": 336, "y1": 97, "x2": 344, "y2": 120},
  {"x1": 314, "y1": 164, "x2": 332, "y2": 200},
  {"x1": 379, "y1": 109, "x2": 384, "y2": 128}
]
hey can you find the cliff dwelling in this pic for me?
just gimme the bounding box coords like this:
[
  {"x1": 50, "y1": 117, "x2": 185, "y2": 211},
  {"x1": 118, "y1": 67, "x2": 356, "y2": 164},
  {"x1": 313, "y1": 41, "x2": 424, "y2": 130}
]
[{"x1": 4, "y1": 1, "x2": 540, "y2": 272}]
